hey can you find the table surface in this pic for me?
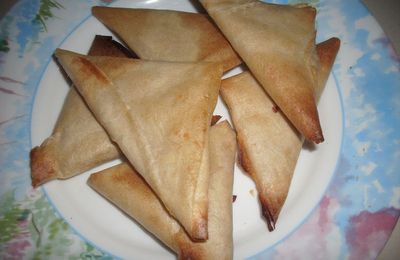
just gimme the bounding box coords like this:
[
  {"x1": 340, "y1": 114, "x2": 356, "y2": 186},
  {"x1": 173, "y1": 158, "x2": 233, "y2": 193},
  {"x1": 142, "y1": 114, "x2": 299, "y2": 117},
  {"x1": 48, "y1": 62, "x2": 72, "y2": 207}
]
[
  {"x1": 0, "y1": 0, "x2": 399, "y2": 259},
  {"x1": 361, "y1": 2, "x2": 400, "y2": 260}
]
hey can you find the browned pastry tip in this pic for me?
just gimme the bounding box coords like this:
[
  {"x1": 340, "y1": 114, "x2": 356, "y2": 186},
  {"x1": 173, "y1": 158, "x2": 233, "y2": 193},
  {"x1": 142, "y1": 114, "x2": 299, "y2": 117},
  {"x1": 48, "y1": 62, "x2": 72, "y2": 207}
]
[
  {"x1": 30, "y1": 145, "x2": 58, "y2": 187},
  {"x1": 259, "y1": 194, "x2": 284, "y2": 232}
]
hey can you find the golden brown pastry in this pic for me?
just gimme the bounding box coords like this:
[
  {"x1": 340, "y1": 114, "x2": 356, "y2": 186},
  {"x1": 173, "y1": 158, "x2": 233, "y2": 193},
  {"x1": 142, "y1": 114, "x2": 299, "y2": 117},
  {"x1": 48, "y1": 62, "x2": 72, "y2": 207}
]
[
  {"x1": 88, "y1": 120, "x2": 236, "y2": 260},
  {"x1": 54, "y1": 49, "x2": 223, "y2": 240},
  {"x1": 30, "y1": 35, "x2": 135, "y2": 187},
  {"x1": 92, "y1": 6, "x2": 242, "y2": 72},
  {"x1": 200, "y1": 0, "x2": 324, "y2": 143},
  {"x1": 314, "y1": 38, "x2": 341, "y2": 100},
  {"x1": 30, "y1": 8, "x2": 243, "y2": 187},
  {"x1": 220, "y1": 38, "x2": 340, "y2": 231}
]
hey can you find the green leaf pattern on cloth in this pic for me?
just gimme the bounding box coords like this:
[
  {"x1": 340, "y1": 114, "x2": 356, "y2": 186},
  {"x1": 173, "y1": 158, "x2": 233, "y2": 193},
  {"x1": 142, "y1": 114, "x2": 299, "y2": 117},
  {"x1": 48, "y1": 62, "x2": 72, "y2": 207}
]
[
  {"x1": 0, "y1": 38, "x2": 10, "y2": 53},
  {"x1": 0, "y1": 0, "x2": 118, "y2": 257},
  {"x1": 288, "y1": 0, "x2": 319, "y2": 6},
  {"x1": 32, "y1": 0, "x2": 64, "y2": 32},
  {"x1": 0, "y1": 189, "x2": 112, "y2": 259}
]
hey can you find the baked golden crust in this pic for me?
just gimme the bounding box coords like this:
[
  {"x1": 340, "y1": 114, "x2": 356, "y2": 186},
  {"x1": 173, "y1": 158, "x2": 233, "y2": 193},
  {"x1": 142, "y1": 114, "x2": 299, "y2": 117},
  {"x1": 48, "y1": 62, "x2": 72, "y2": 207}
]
[
  {"x1": 92, "y1": 6, "x2": 242, "y2": 72},
  {"x1": 88, "y1": 163, "x2": 182, "y2": 252},
  {"x1": 30, "y1": 35, "x2": 132, "y2": 187},
  {"x1": 221, "y1": 71, "x2": 302, "y2": 231},
  {"x1": 88, "y1": 121, "x2": 236, "y2": 260},
  {"x1": 315, "y1": 37, "x2": 341, "y2": 100},
  {"x1": 30, "y1": 7, "x2": 242, "y2": 188},
  {"x1": 200, "y1": 0, "x2": 324, "y2": 143},
  {"x1": 220, "y1": 38, "x2": 340, "y2": 231},
  {"x1": 30, "y1": 139, "x2": 58, "y2": 188},
  {"x1": 177, "y1": 121, "x2": 236, "y2": 259},
  {"x1": 54, "y1": 49, "x2": 223, "y2": 240}
]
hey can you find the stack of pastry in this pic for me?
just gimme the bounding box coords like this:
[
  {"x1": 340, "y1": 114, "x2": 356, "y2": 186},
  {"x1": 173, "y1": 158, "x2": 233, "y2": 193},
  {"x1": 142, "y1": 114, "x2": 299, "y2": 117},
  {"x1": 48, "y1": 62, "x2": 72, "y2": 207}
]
[{"x1": 30, "y1": 1, "x2": 340, "y2": 259}]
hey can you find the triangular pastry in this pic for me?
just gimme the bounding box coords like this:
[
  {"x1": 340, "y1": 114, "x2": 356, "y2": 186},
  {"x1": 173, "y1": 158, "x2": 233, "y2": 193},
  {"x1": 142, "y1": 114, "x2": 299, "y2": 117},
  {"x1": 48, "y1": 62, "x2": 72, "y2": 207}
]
[
  {"x1": 220, "y1": 38, "x2": 340, "y2": 231},
  {"x1": 30, "y1": 35, "x2": 135, "y2": 187},
  {"x1": 88, "y1": 120, "x2": 236, "y2": 259},
  {"x1": 54, "y1": 49, "x2": 223, "y2": 240},
  {"x1": 200, "y1": 0, "x2": 324, "y2": 143},
  {"x1": 92, "y1": 6, "x2": 242, "y2": 72}
]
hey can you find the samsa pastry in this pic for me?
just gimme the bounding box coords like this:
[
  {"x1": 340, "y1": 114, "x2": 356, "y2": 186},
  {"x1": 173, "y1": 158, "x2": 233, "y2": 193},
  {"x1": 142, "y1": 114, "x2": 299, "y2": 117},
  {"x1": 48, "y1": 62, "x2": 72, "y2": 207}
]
[
  {"x1": 54, "y1": 49, "x2": 223, "y2": 240},
  {"x1": 92, "y1": 6, "x2": 242, "y2": 72},
  {"x1": 30, "y1": 35, "x2": 135, "y2": 187},
  {"x1": 88, "y1": 121, "x2": 236, "y2": 260},
  {"x1": 31, "y1": 5, "x2": 245, "y2": 187},
  {"x1": 220, "y1": 38, "x2": 340, "y2": 231},
  {"x1": 200, "y1": 0, "x2": 324, "y2": 143}
]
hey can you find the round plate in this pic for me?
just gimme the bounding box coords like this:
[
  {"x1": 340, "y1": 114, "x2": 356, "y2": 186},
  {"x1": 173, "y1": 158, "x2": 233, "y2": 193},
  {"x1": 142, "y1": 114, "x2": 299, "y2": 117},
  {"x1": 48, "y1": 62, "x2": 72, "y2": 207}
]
[{"x1": 0, "y1": 0, "x2": 399, "y2": 259}]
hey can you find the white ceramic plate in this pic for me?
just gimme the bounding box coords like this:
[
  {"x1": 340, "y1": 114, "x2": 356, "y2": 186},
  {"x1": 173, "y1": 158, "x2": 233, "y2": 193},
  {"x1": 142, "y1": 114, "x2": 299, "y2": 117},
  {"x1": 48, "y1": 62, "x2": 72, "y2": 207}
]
[{"x1": 31, "y1": 1, "x2": 341, "y2": 259}]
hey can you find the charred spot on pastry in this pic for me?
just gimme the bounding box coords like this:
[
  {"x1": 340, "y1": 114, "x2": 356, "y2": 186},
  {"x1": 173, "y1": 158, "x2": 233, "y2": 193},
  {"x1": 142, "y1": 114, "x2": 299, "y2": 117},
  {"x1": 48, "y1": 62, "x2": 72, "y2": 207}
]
[
  {"x1": 77, "y1": 57, "x2": 109, "y2": 84},
  {"x1": 272, "y1": 104, "x2": 280, "y2": 113},
  {"x1": 259, "y1": 195, "x2": 276, "y2": 232},
  {"x1": 232, "y1": 195, "x2": 237, "y2": 203},
  {"x1": 211, "y1": 114, "x2": 222, "y2": 126}
]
